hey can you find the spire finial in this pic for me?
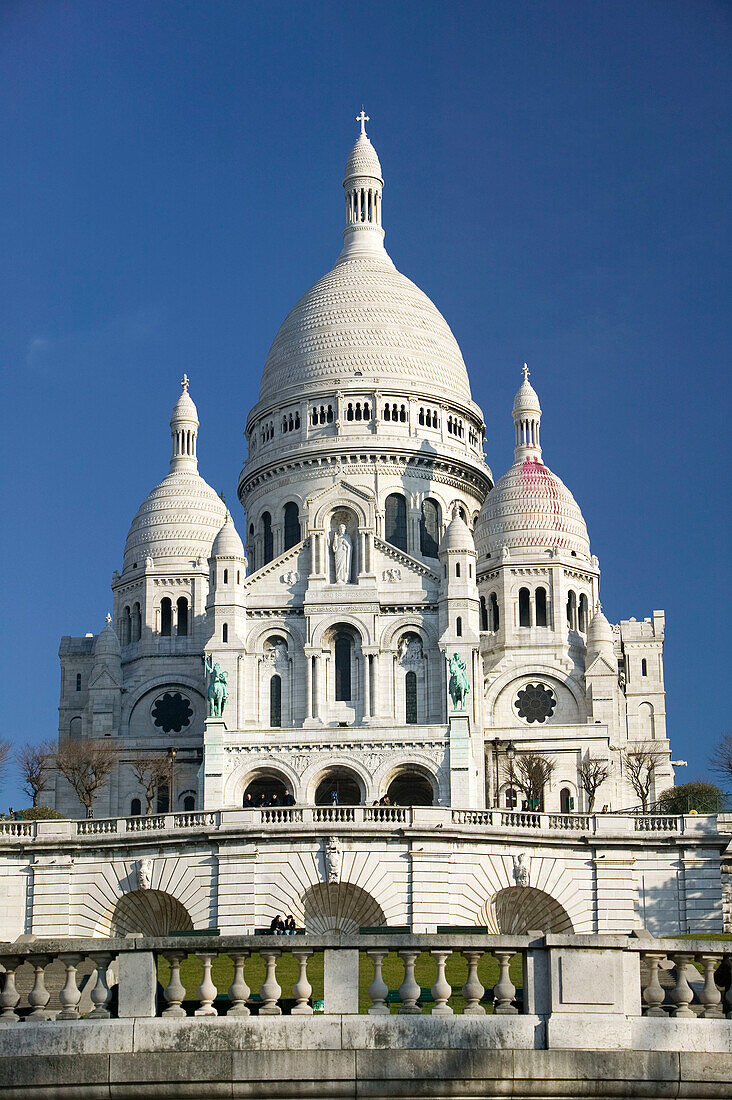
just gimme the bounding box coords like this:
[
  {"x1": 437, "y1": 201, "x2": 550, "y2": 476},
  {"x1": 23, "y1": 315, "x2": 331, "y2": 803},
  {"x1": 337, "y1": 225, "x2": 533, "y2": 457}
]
[
  {"x1": 106, "y1": 612, "x2": 112, "y2": 625},
  {"x1": 356, "y1": 109, "x2": 369, "y2": 136},
  {"x1": 181, "y1": 373, "x2": 189, "y2": 392},
  {"x1": 522, "y1": 363, "x2": 529, "y2": 383}
]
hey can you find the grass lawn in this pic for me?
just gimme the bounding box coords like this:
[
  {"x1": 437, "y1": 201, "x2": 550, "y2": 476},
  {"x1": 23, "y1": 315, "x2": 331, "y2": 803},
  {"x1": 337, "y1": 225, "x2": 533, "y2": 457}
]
[{"x1": 157, "y1": 950, "x2": 524, "y2": 1015}]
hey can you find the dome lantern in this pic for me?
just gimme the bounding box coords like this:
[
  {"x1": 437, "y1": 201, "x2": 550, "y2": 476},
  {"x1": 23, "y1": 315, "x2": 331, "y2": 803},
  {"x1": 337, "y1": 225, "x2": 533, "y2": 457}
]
[
  {"x1": 340, "y1": 110, "x2": 387, "y2": 261},
  {"x1": 170, "y1": 374, "x2": 199, "y2": 472},
  {"x1": 513, "y1": 364, "x2": 542, "y2": 462}
]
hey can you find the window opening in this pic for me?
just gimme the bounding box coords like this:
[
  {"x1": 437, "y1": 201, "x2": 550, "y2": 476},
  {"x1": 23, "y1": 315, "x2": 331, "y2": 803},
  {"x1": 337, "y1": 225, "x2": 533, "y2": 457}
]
[
  {"x1": 160, "y1": 597, "x2": 172, "y2": 637},
  {"x1": 385, "y1": 493, "x2": 408, "y2": 551},
  {"x1": 519, "y1": 587, "x2": 531, "y2": 627},
  {"x1": 176, "y1": 597, "x2": 188, "y2": 637},
  {"x1": 535, "y1": 587, "x2": 548, "y2": 628},
  {"x1": 270, "y1": 674, "x2": 282, "y2": 727},
  {"x1": 334, "y1": 634, "x2": 352, "y2": 701}
]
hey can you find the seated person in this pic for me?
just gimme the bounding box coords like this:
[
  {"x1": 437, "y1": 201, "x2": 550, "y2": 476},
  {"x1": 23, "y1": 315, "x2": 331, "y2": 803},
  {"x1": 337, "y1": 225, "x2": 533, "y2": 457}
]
[
  {"x1": 269, "y1": 914, "x2": 286, "y2": 934},
  {"x1": 284, "y1": 915, "x2": 297, "y2": 935}
]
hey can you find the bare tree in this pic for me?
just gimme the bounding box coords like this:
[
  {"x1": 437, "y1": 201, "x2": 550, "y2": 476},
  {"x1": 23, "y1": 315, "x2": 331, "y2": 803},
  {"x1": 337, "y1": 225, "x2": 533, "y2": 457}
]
[
  {"x1": 130, "y1": 752, "x2": 172, "y2": 815},
  {"x1": 508, "y1": 751, "x2": 556, "y2": 810},
  {"x1": 577, "y1": 756, "x2": 612, "y2": 812},
  {"x1": 622, "y1": 745, "x2": 666, "y2": 812},
  {"x1": 17, "y1": 740, "x2": 56, "y2": 807},
  {"x1": 54, "y1": 739, "x2": 120, "y2": 818},
  {"x1": 710, "y1": 732, "x2": 732, "y2": 790},
  {"x1": 0, "y1": 739, "x2": 11, "y2": 790}
]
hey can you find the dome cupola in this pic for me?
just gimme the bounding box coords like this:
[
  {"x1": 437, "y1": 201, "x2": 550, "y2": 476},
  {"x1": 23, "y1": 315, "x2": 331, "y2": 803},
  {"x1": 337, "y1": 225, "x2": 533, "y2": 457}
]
[
  {"x1": 93, "y1": 612, "x2": 121, "y2": 661},
  {"x1": 474, "y1": 367, "x2": 590, "y2": 561},
  {"x1": 211, "y1": 511, "x2": 246, "y2": 560},
  {"x1": 340, "y1": 110, "x2": 386, "y2": 262},
  {"x1": 586, "y1": 604, "x2": 615, "y2": 662},
  {"x1": 123, "y1": 378, "x2": 227, "y2": 572}
]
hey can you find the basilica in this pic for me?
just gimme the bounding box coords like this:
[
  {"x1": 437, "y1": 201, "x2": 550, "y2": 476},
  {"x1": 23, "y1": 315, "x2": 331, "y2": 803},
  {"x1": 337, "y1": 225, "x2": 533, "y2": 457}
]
[{"x1": 54, "y1": 117, "x2": 675, "y2": 822}]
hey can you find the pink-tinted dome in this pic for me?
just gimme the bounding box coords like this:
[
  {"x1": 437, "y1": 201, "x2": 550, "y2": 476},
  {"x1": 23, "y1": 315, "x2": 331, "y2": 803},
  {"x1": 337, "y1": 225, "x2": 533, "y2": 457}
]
[{"x1": 475, "y1": 456, "x2": 590, "y2": 561}]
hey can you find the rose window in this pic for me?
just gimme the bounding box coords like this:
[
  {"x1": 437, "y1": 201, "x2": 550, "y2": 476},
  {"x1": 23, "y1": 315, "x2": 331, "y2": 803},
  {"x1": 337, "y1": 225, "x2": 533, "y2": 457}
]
[
  {"x1": 151, "y1": 692, "x2": 193, "y2": 734},
  {"x1": 514, "y1": 683, "x2": 556, "y2": 724}
]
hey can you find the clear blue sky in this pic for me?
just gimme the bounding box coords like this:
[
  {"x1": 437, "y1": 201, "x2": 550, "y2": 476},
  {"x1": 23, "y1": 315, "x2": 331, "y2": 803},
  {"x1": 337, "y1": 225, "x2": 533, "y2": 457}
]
[{"x1": 1, "y1": 1, "x2": 730, "y2": 810}]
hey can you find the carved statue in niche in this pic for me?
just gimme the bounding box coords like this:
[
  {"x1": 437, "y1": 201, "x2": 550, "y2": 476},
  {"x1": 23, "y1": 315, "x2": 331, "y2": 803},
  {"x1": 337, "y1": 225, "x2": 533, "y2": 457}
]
[
  {"x1": 448, "y1": 653, "x2": 470, "y2": 711},
  {"x1": 264, "y1": 640, "x2": 287, "y2": 670},
  {"x1": 136, "y1": 857, "x2": 153, "y2": 891},
  {"x1": 513, "y1": 852, "x2": 530, "y2": 888},
  {"x1": 204, "y1": 654, "x2": 228, "y2": 717},
  {"x1": 398, "y1": 633, "x2": 423, "y2": 669},
  {"x1": 324, "y1": 837, "x2": 341, "y2": 883},
  {"x1": 332, "y1": 524, "x2": 353, "y2": 583}
]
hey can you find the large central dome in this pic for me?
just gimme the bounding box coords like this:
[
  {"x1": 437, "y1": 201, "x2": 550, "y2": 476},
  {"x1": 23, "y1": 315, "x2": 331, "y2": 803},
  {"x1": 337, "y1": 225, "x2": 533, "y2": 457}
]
[{"x1": 258, "y1": 254, "x2": 472, "y2": 405}]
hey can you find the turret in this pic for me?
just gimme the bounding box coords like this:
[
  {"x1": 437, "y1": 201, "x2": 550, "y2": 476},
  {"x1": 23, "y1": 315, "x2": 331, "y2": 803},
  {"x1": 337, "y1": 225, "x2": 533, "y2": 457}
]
[
  {"x1": 170, "y1": 373, "x2": 199, "y2": 472},
  {"x1": 338, "y1": 110, "x2": 388, "y2": 261}
]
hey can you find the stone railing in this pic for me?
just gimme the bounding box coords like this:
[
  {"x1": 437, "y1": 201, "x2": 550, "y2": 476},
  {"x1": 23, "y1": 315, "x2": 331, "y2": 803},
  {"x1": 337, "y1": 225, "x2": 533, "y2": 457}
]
[
  {"x1": 0, "y1": 807, "x2": 720, "y2": 846},
  {"x1": 1, "y1": 933, "x2": 730, "y2": 1023}
]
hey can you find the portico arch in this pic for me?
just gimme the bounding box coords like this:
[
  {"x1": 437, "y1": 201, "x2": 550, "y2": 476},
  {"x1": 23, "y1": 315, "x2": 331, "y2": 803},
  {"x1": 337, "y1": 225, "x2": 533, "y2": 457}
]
[
  {"x1": 241, "y1": 765, "x2": 296, "y2": 806},
  {"x1": 310, "y1": 764, "x2": 366, "y2": 805}
]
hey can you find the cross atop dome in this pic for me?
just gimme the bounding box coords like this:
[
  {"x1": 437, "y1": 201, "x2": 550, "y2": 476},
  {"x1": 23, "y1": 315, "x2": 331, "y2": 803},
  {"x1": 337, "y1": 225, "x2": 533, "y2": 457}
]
[
  {"x1": 181, "y1": 373, "x2": 189, "y2": 392},
  {"x1": 356, "y1": 109, "x2": 369, "y2": 135},
  {"x1": 522, "y1": 363, "x2": 530, "y2": 383}
]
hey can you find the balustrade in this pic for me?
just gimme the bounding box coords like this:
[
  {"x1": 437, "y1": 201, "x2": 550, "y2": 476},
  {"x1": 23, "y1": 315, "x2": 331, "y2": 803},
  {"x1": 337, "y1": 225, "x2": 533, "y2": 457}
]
[{"x1": 0, "y1": 936, "x2": 729, "y2": 1023}]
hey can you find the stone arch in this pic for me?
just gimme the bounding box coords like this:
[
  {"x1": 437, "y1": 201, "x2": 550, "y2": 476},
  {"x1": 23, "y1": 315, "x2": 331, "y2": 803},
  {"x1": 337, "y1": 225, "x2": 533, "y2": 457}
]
[
  {"x1": 310, "y1": 615, "x2": 368, "y2": 650},
  {"x1": 126, "y1": 682, "x2": 205, "y2": 739},
  {"x1": 381, "y1": 762, "x2": 437, "y2": 806},
  {"x1": 486, "y1": 666, "x2": 585, "y2": 726},
  {"x1": 379, "y1": 616, "x2": 438, "y2": 654},
  {"x1": 301, "y1": 882, "x2": 385, "y2": 934},
  {"x1": 232, "y1": 762, "x2": 300, "y2": 806},
  {"x1": 111, "y1": 889, "x2": 194, "y2": 937},
  {"x1": 311, "y1": 488, "x2": 372, "y2": 531},
  {"x1": 306, "y1": 761, "x2": 368, "y2": 804},
  {"x1": 479, "y1": 886, "x2": 574, "y2": 934},
  {"x1": 245, "y1": 620, "x2": 304, "y2": 656}
]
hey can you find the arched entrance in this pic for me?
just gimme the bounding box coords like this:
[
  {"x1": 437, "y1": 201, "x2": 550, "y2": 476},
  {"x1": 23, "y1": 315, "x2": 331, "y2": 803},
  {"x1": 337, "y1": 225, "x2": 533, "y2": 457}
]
[
  {"x1": 479, "y1": 887, "x2": 573, "y2": 934},
  {"x1": 243, "y1": 769, "x2": 292, "y2": 806},
  {"x1": 111, "y1": 890, "x2": 193, "y2": 937},
  {"x1": 314, "y1": 768, "x2": 363, "y2": 805},
  {"x1": 386, "y1": 769, "x2": 435, "y2": 806},
  {"x1": 302, "y1": 882, "x2": 385, "y2": 934}
]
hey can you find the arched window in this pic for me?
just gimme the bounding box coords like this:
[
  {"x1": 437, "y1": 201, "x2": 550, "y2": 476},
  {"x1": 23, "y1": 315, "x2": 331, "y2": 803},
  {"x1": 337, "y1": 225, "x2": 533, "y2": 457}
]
[
  {"x1": 578, "y1": 593, "x2": 588, "y2": 632},
  {"x1": 535, "y1": 587, "x2": 548, "y2": 628},
  {"x1": 420, "y1": 498, "x2": 441, "y2": 558},
  {"x1": 641, "y1": 658, "x2": 648, "y2": 677},
  {"x1": 130, "y1": 798, "x2": 142, "y2": 816},
  {"x1": 385, "y1": 493, "x2": 407, "y2": 551},
  {"x1": 183, "y1": 794, "x2": 195, "y2": 812},
  {"x1": 176, "y1": 597, "x2": 188, "y2": 637},
  {"x1": 69, "y1": 717, "x2": 82, "y2": 741},
  {"x1": 284, "y1": 502, "x2": 300, "y2": 550},
  {"x1": 519, "y1": 587, "x2": 531, "y2": 627},
  {"x1": 490, "y1": 592, "x2": 500, "y2": 631},
  {"x1": 334, "y1": 633, "x2": 352, "y2": 701},
  {"x1": 76, "y1": 672, "x2": 82, "y2": 692},
  {"x1": 405, "y1": 670, "x2": 417, "y2": 724},
  {"x1": 480, "y1": 597, "x2": 488, "y2": 631},
  {"x1": 132, "y1": 602, "x2": 142, "y2": 642},
  {"x1": 456, "y1": 616, "x2": 463, "y2": 637},
  {"x1": 223, "y1": 569, "x2": 228, "y2": 584},
  {"x1": 639, "y1": 701, "x2": 655, "y2": 738},
  {"x1": 262, "y1": 512, "x2": 273, "y2": 565},
  {"x1": 122, "y1": 606, "x2": 131, "y2": 646},
  {"x1": 222, "y1": 623, "x2": 228, "y2": 643},
  {"x1": 160, "y1": 597, "x2": 172, "y2": 637},
  {"x1": 270, "y1": 674, "x2": 282, "y2": 727},
  {"x1": 566, "y1": 590, "x2": 577, "y2": 630},
  {"x1": 560, "y1": 788, "x2": 573, "y2": 813},
  {"x1": 455, "y1": 562, "x2": 461, "y2": 578}
]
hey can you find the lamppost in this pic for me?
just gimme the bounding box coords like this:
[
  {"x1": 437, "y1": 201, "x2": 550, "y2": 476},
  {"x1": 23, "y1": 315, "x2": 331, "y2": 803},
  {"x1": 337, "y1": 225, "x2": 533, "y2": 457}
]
[
  {"x1": 167, "y1": 746, "x2": 177, "y2": 813},
  {"x1": 491, "y1": 738, "x2": 516, "y2": 807}
]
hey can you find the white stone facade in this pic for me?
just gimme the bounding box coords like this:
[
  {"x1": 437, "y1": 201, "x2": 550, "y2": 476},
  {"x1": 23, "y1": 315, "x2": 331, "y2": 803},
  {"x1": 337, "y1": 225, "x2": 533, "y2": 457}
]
[{"x1": 39, "y1": 118, "x2": 717, "y2": 939}]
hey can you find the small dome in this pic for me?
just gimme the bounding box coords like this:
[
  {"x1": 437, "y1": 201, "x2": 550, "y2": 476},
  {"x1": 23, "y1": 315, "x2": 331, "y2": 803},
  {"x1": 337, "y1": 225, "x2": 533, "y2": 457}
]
[
  {"x1": 123, "y1": 471, "x2": 227, "y2": 572},
  {"x1": 587, "y1": 606, "x2": 615, "y2": 661},
  {"x1": 512, "y1": 366, "x2": 541, "y2": 417},
  {"x1": 475, "y1": 457, "x2": 590, "y2": 560},
  {"x1": 171, "y1": 375, "x2": 198, "y2": 424},
  {"x1": 344, "y1": 133, "x2": 382, "y2": 182},
  {"x1": 94, "y1": 615, "x2": 121, "y2": 659},
  {"x1": 211, "y1": 511, "x2": 246, "y2": 559},
  {"x1": 440, "y1": 508, "x2": 475, "y2": 553}
]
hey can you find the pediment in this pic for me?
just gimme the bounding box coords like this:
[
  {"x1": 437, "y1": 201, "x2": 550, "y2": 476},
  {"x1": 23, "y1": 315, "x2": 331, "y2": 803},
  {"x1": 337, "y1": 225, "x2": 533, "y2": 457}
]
[
  {"x1": 585, "y1": 653, "x2": 618, "y2": 677},
  {"x1": 373, "y1": 537, "x2": 441, "y2": 588},
  {"x1": 308, "y1": 479, "x2": 375, "y2": 527},
  {"x1": 89, "y1": 665, "x2": 121, "y2": 690}
]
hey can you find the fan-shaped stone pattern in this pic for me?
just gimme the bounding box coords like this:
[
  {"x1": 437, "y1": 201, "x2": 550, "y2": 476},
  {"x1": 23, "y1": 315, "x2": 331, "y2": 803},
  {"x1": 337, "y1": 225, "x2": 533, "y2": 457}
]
[
  {"x1": 123, "y1": 470, "x2": 227, "y2": 572},
  {"x1": 475, "y1": 458, "x2": 590, "y2": 560},
  {"x1": 258, "y1": 257, "x2": 472, "y2": 405},
  {"x1": 301, "y1": 882, "x2": 386, "y2": 934},
  {"x1": 480, "y1": 886, "x2": 573, "y2": 935},
  {"x1": 111, "y1": 889, "x2": 194, "y2": 937}
]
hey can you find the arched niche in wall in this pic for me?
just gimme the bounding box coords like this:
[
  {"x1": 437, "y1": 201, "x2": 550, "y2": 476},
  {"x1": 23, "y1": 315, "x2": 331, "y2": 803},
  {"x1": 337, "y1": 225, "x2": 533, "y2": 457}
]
[
  {"x1": 301, "y1": 882, "x2": 385, "y2": 935},
  {"x1": 111, "y1": 890, "x2": 194, "y2": 937}
]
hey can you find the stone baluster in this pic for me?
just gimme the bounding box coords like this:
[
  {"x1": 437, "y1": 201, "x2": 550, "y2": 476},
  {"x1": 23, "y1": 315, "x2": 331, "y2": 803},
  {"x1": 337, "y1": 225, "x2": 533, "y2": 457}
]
[
  {"x1": 492, "y1": 950, "x2": 518, "y2": 1015},
  {"x1": 0, "y1": 956, "x2": 21, "y2": 1021},
  {"x1": 725, "y1": 954, "x2": 732, "y2": 1019},
  {"x1": 367, "y1": 950, "x2": 389, "y2": 1015},
  {"x1": 699, "y1": 955, "x2": 723, "y2": 1018},
  {"x1": 641, "y1": 952, "x2": 668, "y2": 1017},
  {"x1": 461, "y1": 950, "x2": 486, "y2": 1015},
  {"x1": 259, "y1": 951, "x2": 282, "y2": 1015},
  {"x1": 227, "y1": 953, "x2": 250, "y2": 1016},
  {"x1": 397, "y1": 950, "x2": 421, "y2": 1014},
  {"x1": 88, "y1": 953, "x2": 114, "y2": 1019},
  {"x1": 194, "y1": 953, "x2": 218, "y2": 1016},
  {"x1": 429, "y1": 950, "x2": 453, "y2": 1015},
  {"x1": 669, "y1": 954, "x2": 695, "y2": 1018},
  {"x1": 57, "y1": 953, "x2": 83, "y2": 1020},
  {"x1": 291, "y1": 950, "x2": 313, "y2": 1014},
  {"x1": 162, "y1": 952, "x2": 188, "y2": 1017},
  {"x1": 27, "y1": 955, "x2": 51, "y2": 1020}
]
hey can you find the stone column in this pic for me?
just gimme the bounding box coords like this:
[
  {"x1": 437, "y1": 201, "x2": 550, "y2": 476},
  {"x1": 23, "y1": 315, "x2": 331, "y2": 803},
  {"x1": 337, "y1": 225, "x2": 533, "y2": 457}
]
[{"x1": 363, "y1": 653, "x2": 371, "y2": 721}]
